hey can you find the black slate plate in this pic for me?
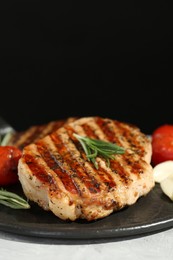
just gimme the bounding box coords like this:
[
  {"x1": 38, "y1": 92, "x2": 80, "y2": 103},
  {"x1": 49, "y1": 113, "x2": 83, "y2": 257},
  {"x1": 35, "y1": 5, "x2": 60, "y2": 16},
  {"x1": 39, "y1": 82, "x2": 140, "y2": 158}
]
[
  {"x1": 0, "y1": 183, "x2": 173, "y2": 241},
  {"x1": 0, "y1": 117, "x2": 173, "y2": 242}
]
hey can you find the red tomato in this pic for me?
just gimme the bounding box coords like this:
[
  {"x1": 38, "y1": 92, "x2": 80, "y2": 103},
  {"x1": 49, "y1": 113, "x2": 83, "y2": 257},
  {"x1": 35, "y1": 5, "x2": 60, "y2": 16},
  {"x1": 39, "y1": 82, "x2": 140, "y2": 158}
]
[
  {"x1": 0, "y1": 146, "x2": 22, "y2": 186},
  {"x1": 151, "y1": 124, "x2": 173, "y2": 166}
]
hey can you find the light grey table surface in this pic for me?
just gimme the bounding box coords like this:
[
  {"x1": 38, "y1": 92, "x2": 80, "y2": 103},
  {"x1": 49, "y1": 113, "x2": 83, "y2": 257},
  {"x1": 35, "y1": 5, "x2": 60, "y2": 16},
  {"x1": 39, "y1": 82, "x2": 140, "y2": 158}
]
[{"x1": 1, "y1": 227, "x2": 173, "y2": 260}]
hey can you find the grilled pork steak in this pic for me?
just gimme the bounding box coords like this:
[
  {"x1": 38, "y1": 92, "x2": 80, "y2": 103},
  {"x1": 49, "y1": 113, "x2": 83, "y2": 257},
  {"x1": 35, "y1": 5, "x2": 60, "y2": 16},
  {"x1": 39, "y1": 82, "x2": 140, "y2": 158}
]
[{"x1": 18, "y1": 117, "x2": 155, "y2": 221}]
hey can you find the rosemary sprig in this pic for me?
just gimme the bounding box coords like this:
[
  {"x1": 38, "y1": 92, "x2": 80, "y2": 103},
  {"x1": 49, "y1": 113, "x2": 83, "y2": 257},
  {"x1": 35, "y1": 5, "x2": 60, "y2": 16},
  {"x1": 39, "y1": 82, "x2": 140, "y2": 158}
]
[
  {"x1": 73, "y1": 133, "x2": 125, "y2": 169},
  {"x1": 0, "y1": 189, "x2": 30, "y2": 209},
  {"x1": 0, "y1": 132, "x2": 30, "y2": 210}
]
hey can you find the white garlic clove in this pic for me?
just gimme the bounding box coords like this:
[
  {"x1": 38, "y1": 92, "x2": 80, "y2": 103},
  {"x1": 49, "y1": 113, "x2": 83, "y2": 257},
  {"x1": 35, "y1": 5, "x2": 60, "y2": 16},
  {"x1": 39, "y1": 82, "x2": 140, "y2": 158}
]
[
  {"x1": 160, "y1": 175, "x2": 173, "y2": 201},
  {"x1": 153, "y1": 160, "x2": 173, "y2": 183}
]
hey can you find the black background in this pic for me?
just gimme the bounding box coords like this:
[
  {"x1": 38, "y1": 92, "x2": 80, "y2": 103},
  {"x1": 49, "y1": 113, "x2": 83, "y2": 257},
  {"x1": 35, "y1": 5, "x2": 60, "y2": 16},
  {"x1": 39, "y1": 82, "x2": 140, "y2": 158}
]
[{"x1": 0, "y1": 1, "x2": 173, "y2": 134}]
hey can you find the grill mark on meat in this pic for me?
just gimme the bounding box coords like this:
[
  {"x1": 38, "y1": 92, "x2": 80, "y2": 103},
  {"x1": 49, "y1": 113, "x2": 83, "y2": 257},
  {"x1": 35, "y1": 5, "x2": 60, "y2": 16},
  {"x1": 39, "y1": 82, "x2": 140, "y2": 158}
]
[
  {"x1": 65, "y1": 124, "x2": 117, "y2": 190},
  {"x1": 36, "y1": 140, "x2": 78, "y2": 194},
  {"x1": 96, "y1": 166, "x2": 116, "y2": 189},
  {"x1": 109, "y1": 159, "x2": 131, "y2": 184},
  {"x1": 111, "y1": 120, "x2": 148, "y2": 176},
  {"x1": 50, "y1": 132, "x2": 101, "y2": 194},
  {"x1": 95, "y1": 117, "x2": 122, "y2": 145},
  {"x1": 95, "y1": 117, "x2": 146, "y2": 179},
  {"x1": 112, "y1": 120, "x2": 147, "y2": 157},
  {"x1": 123, "y1": 156, "x2": 145, "y2": 175},
  {"x1": 81, "y1": 124, "x2": 98, "y2": 138},
  {"x1": 23, "y1": 153, "x2": 55, "y2": 184},
  {"x1": 63, "y1": 125, "x2": 86, "y2": 159}
]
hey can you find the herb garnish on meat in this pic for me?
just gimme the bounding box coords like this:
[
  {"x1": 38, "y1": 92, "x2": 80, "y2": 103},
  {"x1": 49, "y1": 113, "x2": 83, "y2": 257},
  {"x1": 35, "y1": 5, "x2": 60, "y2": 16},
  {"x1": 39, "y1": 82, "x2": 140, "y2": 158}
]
[{"x1": 73, "y1": 133, "x2": 125, "y2": 169}]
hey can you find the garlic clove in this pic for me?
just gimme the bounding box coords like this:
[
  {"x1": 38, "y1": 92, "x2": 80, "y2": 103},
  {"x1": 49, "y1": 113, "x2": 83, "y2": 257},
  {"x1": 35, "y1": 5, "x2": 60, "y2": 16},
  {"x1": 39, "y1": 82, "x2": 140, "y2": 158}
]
[
  {"x1": 153, "y1": 160, "x2": 173, "y2": 183},
  {"x1": 160, "y1": 175, "x2": 173, "y2": 201}
]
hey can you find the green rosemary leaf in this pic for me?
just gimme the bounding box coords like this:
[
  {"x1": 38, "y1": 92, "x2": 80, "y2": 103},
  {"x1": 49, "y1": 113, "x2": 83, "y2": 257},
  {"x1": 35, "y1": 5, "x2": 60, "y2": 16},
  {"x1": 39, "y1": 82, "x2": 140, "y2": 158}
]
[
  {"x1": 0, "y1": 189, "x2": 30, "y2": 209},
  {"x1": 73, "y1": 133, "x2": 125, "y2": 168}
]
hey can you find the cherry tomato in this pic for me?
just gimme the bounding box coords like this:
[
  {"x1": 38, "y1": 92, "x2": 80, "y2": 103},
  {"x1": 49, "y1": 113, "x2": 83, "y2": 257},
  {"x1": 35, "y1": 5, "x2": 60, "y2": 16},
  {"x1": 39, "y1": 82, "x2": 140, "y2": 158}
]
[
  {"x1": 151, "y1": 124, "x2": 173, "y2": 166},
  {"x1": 0, "y1": 146, "x2": 22, "y2": 186}
]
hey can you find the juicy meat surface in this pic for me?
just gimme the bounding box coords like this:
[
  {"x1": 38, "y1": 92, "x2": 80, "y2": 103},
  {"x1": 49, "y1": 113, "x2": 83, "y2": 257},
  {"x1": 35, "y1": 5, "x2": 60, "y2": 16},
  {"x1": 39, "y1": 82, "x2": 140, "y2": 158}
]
[
  {"x1": 7, "y1": 117, "x2": 76, "y2": 150},
  {"x1": 18, "y1": 116, "x2": 155, "y2": 221}
]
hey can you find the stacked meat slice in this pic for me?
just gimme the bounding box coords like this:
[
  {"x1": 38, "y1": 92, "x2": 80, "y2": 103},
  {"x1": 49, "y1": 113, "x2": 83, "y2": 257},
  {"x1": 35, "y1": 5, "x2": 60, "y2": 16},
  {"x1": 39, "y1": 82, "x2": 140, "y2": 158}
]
[{"x1": 7, "y1": 117, "x2": 76, "y2": 149}]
